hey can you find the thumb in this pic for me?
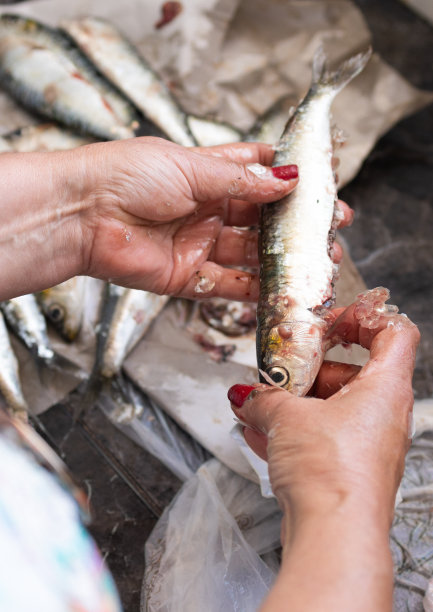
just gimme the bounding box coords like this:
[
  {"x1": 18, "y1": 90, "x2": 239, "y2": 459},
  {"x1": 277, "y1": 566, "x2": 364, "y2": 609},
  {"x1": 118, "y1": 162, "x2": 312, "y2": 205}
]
[
  {"x1": 228, "y1": 383, "x2": 301, "y2": 460},
  {"x1": 228, "y1": 383, "x2": 297, "y2": 432},
  {"x1": 186, "y1": 151, "x2": 299, "y2": 204}
]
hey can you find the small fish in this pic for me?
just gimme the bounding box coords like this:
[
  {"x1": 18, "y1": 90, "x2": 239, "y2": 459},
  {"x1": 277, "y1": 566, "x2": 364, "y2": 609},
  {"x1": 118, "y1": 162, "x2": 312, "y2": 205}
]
[
  {"x1": 37, "y1": 276, "x2": 88, "y2": 341},
  {"x1": 77, "y1": 284, "x2": 168, "y2": 415},
  {"x1": 60, "y1": 17, "x2": 197, "y2": 146},
  {"x1": 257, "y1": 48, "x2": 371, "y2": 395},
  {"x1": 0, "y1": 294, "x2": 85, "y2": 377},
  {"x1": 186, "y1": 115, "x2": 242, "y2": 147},
  {"x1": 98, "y1": 285, "x2": 169, "y2": 379},
  {"x1": 0, "y1": 310, "x2": 28, "y2": 420},
  {"x1": 1, "y1": 123, "x2": 94, "y2": 152},
  {"x1": 0, "y1": 14, "x2": 143, "y2": 140}
]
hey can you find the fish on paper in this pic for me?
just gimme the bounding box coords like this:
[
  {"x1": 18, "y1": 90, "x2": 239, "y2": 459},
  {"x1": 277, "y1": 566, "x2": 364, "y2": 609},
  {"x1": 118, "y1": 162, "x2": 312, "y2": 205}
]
[
  {"x1": 60, "y1": 16, "x2": 196, "y2": 146},
  {"x1": 0, "y1": 14, "x2": 142, "y2": 139}
]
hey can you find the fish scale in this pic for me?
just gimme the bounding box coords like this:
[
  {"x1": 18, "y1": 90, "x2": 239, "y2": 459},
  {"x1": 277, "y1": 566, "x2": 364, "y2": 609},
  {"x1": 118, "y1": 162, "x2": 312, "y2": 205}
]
[{"x1": 257, "y1": 48, "x2": 372, "y2": 395}]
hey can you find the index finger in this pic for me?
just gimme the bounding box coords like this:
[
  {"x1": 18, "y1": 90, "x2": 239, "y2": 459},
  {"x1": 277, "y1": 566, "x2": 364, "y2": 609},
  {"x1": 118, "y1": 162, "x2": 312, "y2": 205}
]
[
  {"x1": 193, "y1": 142, "x2": 275, "y2": 166},
  {"x1": 326, "y1": 302, "x2": 420, "y2": 400}
]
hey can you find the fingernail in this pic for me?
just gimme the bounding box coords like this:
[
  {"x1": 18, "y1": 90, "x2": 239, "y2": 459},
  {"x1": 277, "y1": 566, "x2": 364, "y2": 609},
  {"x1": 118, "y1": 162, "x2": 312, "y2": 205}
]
[
  {"x1": 228, "y1": 384, "x2": 256, "y2": 408},
  {"x1": 272, "y1": 165, "x2": 298, "y2": 180}
]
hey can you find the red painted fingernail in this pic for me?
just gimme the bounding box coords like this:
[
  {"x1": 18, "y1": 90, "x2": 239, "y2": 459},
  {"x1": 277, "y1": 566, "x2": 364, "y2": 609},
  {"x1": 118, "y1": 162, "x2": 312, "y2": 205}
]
[
  {"x1": 227, "y1": 384, "x2": 256, "y2": 408},
  {"x1": 272, "y1": 165, "x2": 298, "y2": 180}
]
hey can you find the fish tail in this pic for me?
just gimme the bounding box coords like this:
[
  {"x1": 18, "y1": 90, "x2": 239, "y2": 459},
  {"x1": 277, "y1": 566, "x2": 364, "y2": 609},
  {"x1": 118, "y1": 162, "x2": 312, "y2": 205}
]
[{"x1": 311, "y1": 46, "x2": 372, "y2": 95}]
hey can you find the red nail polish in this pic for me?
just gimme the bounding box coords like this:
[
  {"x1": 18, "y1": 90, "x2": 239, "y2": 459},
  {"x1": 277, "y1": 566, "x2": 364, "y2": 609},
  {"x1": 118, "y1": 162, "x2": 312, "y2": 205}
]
[
  {"x1": 228, "y1": 384, "x2": 256, "y2": 408},
  {"x1": 272, "y1": 165, "x2": 298, "y2": 180}
]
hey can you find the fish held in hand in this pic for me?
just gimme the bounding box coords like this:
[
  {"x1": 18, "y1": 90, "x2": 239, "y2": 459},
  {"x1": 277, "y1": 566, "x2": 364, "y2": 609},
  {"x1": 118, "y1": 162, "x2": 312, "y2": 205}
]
[{"x1": 257, "y1": 48, "x2": 372, "y2": 396}]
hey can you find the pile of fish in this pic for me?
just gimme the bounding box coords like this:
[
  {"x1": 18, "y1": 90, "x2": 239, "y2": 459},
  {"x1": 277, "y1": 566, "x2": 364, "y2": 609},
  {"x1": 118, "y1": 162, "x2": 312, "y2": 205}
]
[{"x1": 0, "y1": 13, "x2": 249, "y2": 420}]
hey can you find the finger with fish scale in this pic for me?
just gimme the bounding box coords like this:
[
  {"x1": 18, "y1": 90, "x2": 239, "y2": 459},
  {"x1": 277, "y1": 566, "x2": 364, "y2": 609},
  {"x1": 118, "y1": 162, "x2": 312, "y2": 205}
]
[
  {"x1": 60, "y1": 16, "x2": 197, "y2": 147},
  {"x1": 0, "y1": 294, "x2": 85, "y2": 379},
  {"x1": 0, "y1": 14, "x2": 160, "y2": 140},
  {"x1": 257, "y1": 47, "x2": 372, "y2": 396},
  {"x1": 76, "y1": 284, "x2": 168, "y2": 416}
]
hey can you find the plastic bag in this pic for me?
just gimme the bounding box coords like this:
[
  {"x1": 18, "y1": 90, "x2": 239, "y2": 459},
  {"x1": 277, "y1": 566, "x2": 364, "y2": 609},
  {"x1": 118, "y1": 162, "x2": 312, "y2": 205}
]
[
  {"x1": 100, "y1": 376, "x2": 211, "y2": 482},
  {"x1": 142, "y1": 459, "x2": 282, "y2": 612}
]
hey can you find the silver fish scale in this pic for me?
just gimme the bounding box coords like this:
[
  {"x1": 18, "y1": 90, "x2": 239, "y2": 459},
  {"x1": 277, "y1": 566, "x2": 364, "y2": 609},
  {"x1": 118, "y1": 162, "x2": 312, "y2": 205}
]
[{"x1": 269, "y1": 95, "x2": 336, "y2": 310}]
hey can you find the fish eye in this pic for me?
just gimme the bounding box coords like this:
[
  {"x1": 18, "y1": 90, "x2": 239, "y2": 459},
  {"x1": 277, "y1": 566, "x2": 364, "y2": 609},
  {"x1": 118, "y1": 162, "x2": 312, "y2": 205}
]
[
  {"x1": 48, "y1": 303, "x2": 65, "y2": 323},
  {"x1": 266, "y1": 366, "x2": 290, "y2": 387}
]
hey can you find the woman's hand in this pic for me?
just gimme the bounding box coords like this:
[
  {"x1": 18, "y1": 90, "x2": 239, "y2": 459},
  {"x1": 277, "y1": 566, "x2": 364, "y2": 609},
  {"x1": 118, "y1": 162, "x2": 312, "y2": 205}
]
[
  {"x1": 78, "y1": 137, "x2": 300, "y2": 301},
  {"x1": 0, "y1": 137, "x2": 352, "y2": 301},
  {"x1": 229, "y1": 306, "x2": 419, "y2": 521},
  {"x1": 228, "y1": 307, "x2": 419, "y2": 612}
]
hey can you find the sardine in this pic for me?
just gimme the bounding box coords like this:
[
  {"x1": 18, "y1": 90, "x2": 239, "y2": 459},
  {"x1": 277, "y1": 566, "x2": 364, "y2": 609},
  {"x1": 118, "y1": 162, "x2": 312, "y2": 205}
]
[
  {"x1": 37, "y1": 276, "x2": 88, "y2": 341},
  {"x1": 0, "y1": 310, "x2": 28, "y2": 420},
  {"x1": 98, "y1": 285, "x2": 169, "y2": 379},
  {"x1": 0, "y1": 294, "x2": 84, "y2": 377},
  {"x1": 60, "y1": 17, "x2": 197, "y2": 146},
  {"x1": 76, "y1": 284, "x2": 168, "y2": 416},
  {"x1": 0, "y1": 14, "x2": 144, "y2": 140},
  {"x1": 257, "y1": 49, "x2": 371, "y2": 395},
  {"x1": 1, "y1": 123, "x2": 94, "y2": 152}
]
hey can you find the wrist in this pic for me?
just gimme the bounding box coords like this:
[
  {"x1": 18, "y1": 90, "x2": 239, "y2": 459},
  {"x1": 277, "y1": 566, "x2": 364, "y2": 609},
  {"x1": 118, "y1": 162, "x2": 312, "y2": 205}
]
[
  {"x1": 0, "y1": 150, "x2": 91, "y2": 298},
  {"x1": 269, "y1": 493, "x2": 394, "y2": 612},
  {"x1": 281, "y1": 482, "x2": 395, "y2": 537}
]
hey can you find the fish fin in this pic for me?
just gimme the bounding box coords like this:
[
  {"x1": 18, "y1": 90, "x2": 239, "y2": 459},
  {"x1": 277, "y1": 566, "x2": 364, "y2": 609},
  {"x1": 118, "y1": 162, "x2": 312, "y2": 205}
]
[{"x1": 311, "y1": 46, "x2": 372, "y2": 94}]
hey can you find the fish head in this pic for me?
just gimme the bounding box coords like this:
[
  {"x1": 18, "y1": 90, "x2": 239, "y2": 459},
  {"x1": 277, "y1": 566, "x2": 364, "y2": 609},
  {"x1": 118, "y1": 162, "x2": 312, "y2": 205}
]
[
  {"x1": 258, "y1": 311, "x2": 326, "y2": 396},
  {"x1": 38, "y1": 290, "x2": 81, "y2": 342}
]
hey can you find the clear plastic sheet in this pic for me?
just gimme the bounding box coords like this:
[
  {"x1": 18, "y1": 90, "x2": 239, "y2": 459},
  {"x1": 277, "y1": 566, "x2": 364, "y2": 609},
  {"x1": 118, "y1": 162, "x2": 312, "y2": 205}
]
[
  {"x1": 142, "y1": 459, "x2": 281, "y2": 612},
  {"x1": 99, "y1": 376, "x2": 211, "y2": 483}
]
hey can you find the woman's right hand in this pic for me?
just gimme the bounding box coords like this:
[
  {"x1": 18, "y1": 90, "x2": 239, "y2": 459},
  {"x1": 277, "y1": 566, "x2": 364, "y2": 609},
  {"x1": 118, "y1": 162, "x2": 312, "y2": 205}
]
[
  {"x1": 228, "y1": 306, "x2": 420, "y2": 526},
  {"x1": 229, "y1": 307, "x2": 419, "y2": 612}
]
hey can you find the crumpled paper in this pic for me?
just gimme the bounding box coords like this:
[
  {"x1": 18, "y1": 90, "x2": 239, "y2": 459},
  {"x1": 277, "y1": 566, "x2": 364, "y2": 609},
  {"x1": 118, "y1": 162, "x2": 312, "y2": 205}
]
[
  {"x1": 2, "y1": 0, "x2": 432, "y2": 186},
  {"x1": 0, "y1": 0, "x2": 431, "y2": 476}
]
